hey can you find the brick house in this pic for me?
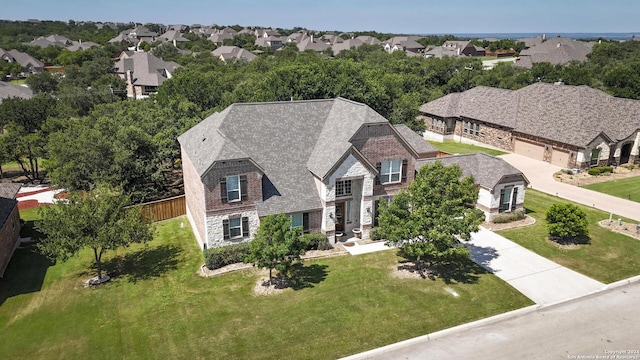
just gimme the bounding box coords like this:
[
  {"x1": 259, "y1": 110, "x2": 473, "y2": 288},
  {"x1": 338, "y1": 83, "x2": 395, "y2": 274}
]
[
  {"x1": 0, "y1": 183, "x2": 22, "y2": 277},
  {"x1": 178, "y1": 98, "x2": 439, "y2": 249},
  {"x1": 417, "y1": 153, "x2": 529, "y2": 221},
  {"x1": 419, "y1": 83, "x2": 640, "y2": 169}
]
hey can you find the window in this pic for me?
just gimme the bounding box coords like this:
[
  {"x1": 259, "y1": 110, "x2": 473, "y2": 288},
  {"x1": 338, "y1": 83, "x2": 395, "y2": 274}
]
[
  {"x1": 226, "y1": 175, "x2": 240, "y2": 202},
  {"x1": 590, "y1": 148, "x2": 601, "y2": 166},
  {"x1": 345, "y1": 200, "x2": 351, "y2": 223},
  {"x1": 335, "y1": 180, "x2": 352, "y2": 197},
  {"x1": 142, "y1": 85, "x2": 158, "y2": 95},
  {"x1": 220, "y1": 175, "x2": 248, "y2": 203},
  {"x1": 499, "y1": 186, "x2": 518, "y2": 212},
  {"x1": 223, "y1": 216, "x2": 249, "y2": 240},
  {"x1": 380, "y1": 160, "x2": 402, "y2": 184},
  {"x1": 290, "y1": 213, "x2": 303, "y2": 229},
  {"x1": 463, "y1": 121, "x2": 480, "y2": 136}
]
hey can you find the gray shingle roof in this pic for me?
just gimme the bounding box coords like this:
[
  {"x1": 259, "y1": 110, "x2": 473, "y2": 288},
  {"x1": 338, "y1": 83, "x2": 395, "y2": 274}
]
[
  {"x1": 7, "y1": 49, "x2": 44, "y2": 70},
  {"x1": 113, "y1": 52, "x2": 180, "y2": 87},
  {"x1": 393, "y1": 125, "x2": 438, "y2": 156},
  {"x1": 420, "y1": 83, "x2": 640, "y2": 147},
  {"x1": 516, "y1": 37, "x2": 594, "y2": 68},
  {"x1": 0, "y1": 81, "x2": 33, "y2": 103},
  {"x1": 178, "y1": 98, "x2": 414, "y2": 216},
  {"x1": 211, "y1": 46, "x2": 256, "y2": 62},
  {"x1": 0, "y1": 183, "x2": 21, "y2": 229},
  {"x1": 416, "y1": 153, "x2": 529, "y2": 190}
]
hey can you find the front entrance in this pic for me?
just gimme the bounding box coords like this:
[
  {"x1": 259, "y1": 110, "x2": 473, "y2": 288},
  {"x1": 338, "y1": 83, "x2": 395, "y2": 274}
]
[
  {"x1": 335, "y1": 202, "x2": 345, "y2": 233},
  {"x1": 620, "y1": 143, "x2": 632, "y2": 164}
]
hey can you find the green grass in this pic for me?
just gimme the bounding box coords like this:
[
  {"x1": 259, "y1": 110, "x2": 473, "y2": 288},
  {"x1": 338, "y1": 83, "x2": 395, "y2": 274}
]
[
  {"x1": 582, "y1": 176, "x2": 640, "y2": 203},
  {"x1": 428, "y1": 140, "x2": 508, "y2": 156},
  {"x1": 0, "y1": 215, "x2": 532, "y2": 359},
  {"x1": 498, "y1": 190, "x2": 640, "y2": 283},
  {"x1": 8, "y1": 79, "x2": 26, "y2": 85}
]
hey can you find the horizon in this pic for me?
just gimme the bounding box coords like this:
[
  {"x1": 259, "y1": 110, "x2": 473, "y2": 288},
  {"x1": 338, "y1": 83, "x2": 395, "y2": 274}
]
[{"x1": 2, "y1": 0, "x2": 639, "y2": 35}]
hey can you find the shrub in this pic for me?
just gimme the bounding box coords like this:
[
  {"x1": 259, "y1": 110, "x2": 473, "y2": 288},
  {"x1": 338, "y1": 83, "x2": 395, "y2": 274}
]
[
  {"x1": 545, "y1": 204, "x2": 589, "y2": 241},
  {"x1": 300, "y1": 233, "x2": 332, "y2": 251},
  {"x1": 561, "y1": 169, "x2": 573, "y2": 175},
  {"x1": 491, "y1": 210, "x2": 526, "y2": 224},
  {"x1": 621, "y1": 163, "x2": 636, "y2": 170},
  {"x1": 588, "y1": 166, "x2": 614, "y2": 176},
  {"x1": 204, "y1": 242, "x2": 251, "y2": 270},
  {"x1": 369, "y1": 227, "x2": 384, "y2": 240}
]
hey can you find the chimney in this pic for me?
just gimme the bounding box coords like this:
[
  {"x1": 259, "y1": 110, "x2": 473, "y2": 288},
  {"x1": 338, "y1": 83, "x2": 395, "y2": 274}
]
[
  {"x1": 173, "y1": 39, "x2": 177, "y2": 47},
  {"x1": 311, "y1": 34, "x2": 314, "y2": 43}
]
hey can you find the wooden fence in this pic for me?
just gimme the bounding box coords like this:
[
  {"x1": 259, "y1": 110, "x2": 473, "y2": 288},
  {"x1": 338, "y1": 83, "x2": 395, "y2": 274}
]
[{"x1": 137, "y1": 195, "x2": 186, "y2": 222}]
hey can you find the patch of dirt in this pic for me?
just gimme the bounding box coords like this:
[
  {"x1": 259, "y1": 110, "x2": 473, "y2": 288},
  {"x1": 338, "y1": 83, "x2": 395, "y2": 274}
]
[
  {"x1": 547, "y1": 239, "x2": 581, "y2": 250},
  {"x1": 554, "y1": 166, "x2": 640, "y2": 186},
  {"x1": 253, "y1": 274, "x2": 290, "y2": 296},
  {"x1": 390, "y1": 262, "x2": 434, "y2": 279},
  {"x1": 482, "y1": 215, "x2": 536, "y2": 231},
  {"x1": 598, "y1": 219, "x2": 640, "y2": 240}
]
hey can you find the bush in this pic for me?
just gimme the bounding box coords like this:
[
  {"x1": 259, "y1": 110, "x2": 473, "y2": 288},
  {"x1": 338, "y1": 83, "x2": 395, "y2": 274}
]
[
  {"x1": 545, "y1": 203, "x2": 589, "y2": 241},
  {"x1": 300, "y1": 233, "x2": 332, "y2": 251},
  {"x1": 491, "y1": 210, "x2": 526, "y2": 224},
  {"x1": 621, "y1": 163, "x2": 636, "y2": 170},
  {"x1": 204, "y1": 242, "x2": 251, "y2": 270},
  {"x1": 369, "y1": 227, "x2": 384, "y2": 240},
  {"x1": 588, "y1": 166, "x2": 614, "y2": 176}
]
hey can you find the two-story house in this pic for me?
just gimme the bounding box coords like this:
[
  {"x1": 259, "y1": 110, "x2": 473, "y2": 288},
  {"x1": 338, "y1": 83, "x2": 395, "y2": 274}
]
[{"x1": 178, "y1": 98, "x2": 438, "y2": 249}]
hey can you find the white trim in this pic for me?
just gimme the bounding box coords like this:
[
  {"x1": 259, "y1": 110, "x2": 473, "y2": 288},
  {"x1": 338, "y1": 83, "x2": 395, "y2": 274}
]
[{"x1": 380, "y1": 159, "x2": 402, "y2": 184}]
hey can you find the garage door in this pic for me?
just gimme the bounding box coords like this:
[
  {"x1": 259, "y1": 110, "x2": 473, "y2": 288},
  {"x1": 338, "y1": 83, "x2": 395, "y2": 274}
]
[
  {"x1": 514, "y1": 139, "x2": 545, "y2": 161},
  {"x1": 550, "y1": 149, "x2": 570, "y2": 168}
]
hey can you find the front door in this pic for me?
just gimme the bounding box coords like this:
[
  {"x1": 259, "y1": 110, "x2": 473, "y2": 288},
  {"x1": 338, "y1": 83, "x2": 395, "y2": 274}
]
[
  {"x1": 335, "y1": 202, "x2": 345, "y2": 233},
  {"x1": 620, "y1": 143, "x2": 632, "y2": 164}
]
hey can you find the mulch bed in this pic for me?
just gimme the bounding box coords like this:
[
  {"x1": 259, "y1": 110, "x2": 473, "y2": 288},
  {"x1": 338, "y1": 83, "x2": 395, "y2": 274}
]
[{"x1": 18, "y1": 199, "x2": 43, "y2": 210}]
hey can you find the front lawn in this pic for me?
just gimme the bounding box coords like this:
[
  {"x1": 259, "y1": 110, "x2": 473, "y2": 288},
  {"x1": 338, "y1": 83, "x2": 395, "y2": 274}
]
[
  {"x1": 582, "y1": 176, "x2": 640, "y2": 203},
  {"x1": 0, "y1": 216, "x2": 532, "y2": 359},
  {"x1": 428, "y1": 140, "x2": 508, "y2": 156},
  {"x1": 498, "y1": 190, "x2": 640, "y2": 283}
]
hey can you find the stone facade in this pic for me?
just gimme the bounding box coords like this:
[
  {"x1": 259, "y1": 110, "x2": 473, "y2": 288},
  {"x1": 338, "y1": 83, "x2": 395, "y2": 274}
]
[
  {"x1": 0, "y1": 205, "x2": 20, "y2": 278},
  {"x1": 476, "y1": 181, "x2": 527, "y2": 222},
  {"x1": 453, "y1": 120, "x2": 514, "y2": 151},
  {"x1": 205, "y1": 209, "x2": 260, "y2": 248}
]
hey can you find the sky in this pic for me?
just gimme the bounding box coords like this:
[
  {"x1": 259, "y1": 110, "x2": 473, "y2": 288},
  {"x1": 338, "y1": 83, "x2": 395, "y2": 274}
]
[{"x1": 2, "y1": 0, "x2": 639, "y2": 34}]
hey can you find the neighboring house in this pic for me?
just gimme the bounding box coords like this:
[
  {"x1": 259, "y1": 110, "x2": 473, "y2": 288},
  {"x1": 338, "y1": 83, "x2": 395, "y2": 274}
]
[
  {"x1": 332, "y1": 38, "x2": 364, "y2": 54},
  {"x1": 177, "y1": 97, "x2": 439, "y2": 249},
  {"x1": 296, "y1": 35, "x2": 330, "y2": 52},
  {"x1": 383, "y1": 36, "x2": 425, "y2": 55},
  {"x1": 212, "y1": 46, "x2": 257, "y2": 63},
  {"x1": 0, "y1": 81, "x2": 33, "y2": 103},
  {"x1": 66, "y1": 40, "x2": 99, "y2": 52},
  {"x1": 424, "y1": 46, "x2": 464, "y2": 58},
  {"x1": 515, "y1": 37, "x2": 594, "y2": 69},
  {"x1": 286, "y1": 31, "x2": 307, "y2": 43},
  {"x1": 321, "y1": 34, "x2": 342, "y2": 45},
  {"x1": 109, "y1": 26, "x2": 158, "y2": 44},
  {"x1": 419, "y1": 82, "x2": 640, "y2": 168},
  {"x1": 1, "y1": 49, "x2": 44, "y2": 74},
  {"x1": 254, "y1": 36, "x2": 283, "y2": 52},
  {"x1": 442, "y1": 40, "x2": 485, "y2": 57},
  {"x1": 113, "y1": 52, "x2": 180, "y2": 99},
  {"x1": 356, "y1": 36, "x2": 382, "y2": 45},
  {"x1": 417, "y1": 153, "x2": 529, "y2": 221},
  {"x1": 254, "y1": 28, "x2": 280, "y2": 39},
  {"x1": 159, "y1": 30, "x2": 190, "y2": 43},
  {"x1": 25, "y1": 34, "x2": 73, "y2": 48},
  {"x1": 0, "y1": 183, "x2": 22, "y2": 278}
]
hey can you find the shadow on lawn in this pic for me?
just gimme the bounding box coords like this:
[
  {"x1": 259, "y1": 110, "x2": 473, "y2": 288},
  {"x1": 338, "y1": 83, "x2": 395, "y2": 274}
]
[
  {"x1": 102, "y1": 244, "x2": 181, "y2": 283},
  {"x1": 283, "y1": 263, "x2": 328, "y2": 290},
  {"x1": 396, "y1": 252, "x2": 489, "y2": 285},
  {"x1": 0, "y1": 244, "x2": 53, "y2": 307}
]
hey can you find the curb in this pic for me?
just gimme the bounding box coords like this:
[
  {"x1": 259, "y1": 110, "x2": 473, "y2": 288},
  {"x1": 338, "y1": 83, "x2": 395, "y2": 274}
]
[
  {"x1": 339, "y1": 304, "x2": 540, "y2": 360},
  {"x1": 605, "y1": 274, "x2": 640, "y2": 290}
]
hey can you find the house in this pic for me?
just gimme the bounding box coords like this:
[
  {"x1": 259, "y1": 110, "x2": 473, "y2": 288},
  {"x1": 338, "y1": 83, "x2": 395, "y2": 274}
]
[
  {"x1": 254, "y1": 28, "x2": 280, "y2": 39},
  {"x1": 296, "y1": 35, "x2": 330, "y2": 52},
  {"x1": 25, "y1": 34, "x2": 73, "y2": 48},
  {"x1": 0, "y1": 183, "x2": 22, "y2": 278},
  {"x1": 109, "y1": 26, "x2": 158, "y2": 44},
  {"x1": 177, "y1": 98, "x2": 439, "y2": 249},
  {"x1": 66, "y1": 40, "x2": 99, "y2": 52},
  {"x1": 356, "y1": 36, "x2": 382, "y2": 45},
  {"x1": 159, "y1": 30, "x2": 190, "y2": 43},
  {"x1": 417, "y1": 153, "x2": 529, "y2": 221},
  {"x1": 113, "y1": 52, "x2": 180, "y2": 99},
  {"x1": 442, "y1": 40, "x2": 485, "y2": 57},
  {"x1": 424, "y1": 46, "x2": 464, "y2": 58},
  {"x1": 211, "y1": 46, "x2": 257, "y2": 63},
  {"x1": 419, "y1": 82, "x2": 640, "y2": 168},
  {"x1": 254, "y1": 36, "x2": 283, "y2": 52},
  {"x1": 0, "y1": 49, "x2": 44, "y2": 74},
  {"x1": 0, "y1": 81, "x2": 33, "y2": 103},
  {"x1": 332, "y1": 38, "x2": 364, "y2": 54},
  {"x1": 383, "y1": 36, "x2": 425, "y2": 55},
  {"x1": 515, "y1": 37, "x2": 594, "y2": 69}
]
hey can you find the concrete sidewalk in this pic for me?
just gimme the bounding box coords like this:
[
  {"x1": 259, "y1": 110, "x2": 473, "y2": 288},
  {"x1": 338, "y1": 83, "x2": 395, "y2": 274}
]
[
  {"x1": 500, "y1": 153, "x2": 640, "y2": 222},
  {"x1": 343, "y1": 240, "x2": 395, "y2": 255},
  {"x1": 468, "y1": 227, "x2": 605, "y2": 305}
]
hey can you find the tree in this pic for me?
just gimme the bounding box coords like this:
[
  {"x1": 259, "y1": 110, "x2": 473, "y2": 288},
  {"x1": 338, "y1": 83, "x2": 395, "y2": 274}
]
[
  {"x1": 545, "y1": 203, "x2": 589, "y2": 242},
  {"x1": 245, "y1": 214, "x2": 306, "y2": 284},
  {"x1": 378, "y1": 161, "x2": 485, "y2": 276},
  {"x1": 36, "y1": 185, "x2": 153, "y2": 280},
  {"x1": 24, "y1": 71, "x2": 59, "y2": 94}
]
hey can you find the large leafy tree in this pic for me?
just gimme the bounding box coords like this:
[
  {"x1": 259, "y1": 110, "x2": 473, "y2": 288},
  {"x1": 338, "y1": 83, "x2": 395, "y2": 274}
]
[
  {"x1": 37, "y1": 185, "x2": 153, "y2": 280},
  {"x1": 379, "y1": 161, "x2": 485, "y2": 276},
  {"x1": 245, "y1": 214, "x2": 306, "y2": 284}
]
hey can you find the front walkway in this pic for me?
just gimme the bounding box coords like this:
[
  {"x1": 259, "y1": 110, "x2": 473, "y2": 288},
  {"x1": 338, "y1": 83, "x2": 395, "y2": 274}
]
[
  {"x1": 468, "y1": 227, "x2": 605, "y2": 305},
  {"x1": 499, "y1": 153, "x2": 640, "y2": 222}
]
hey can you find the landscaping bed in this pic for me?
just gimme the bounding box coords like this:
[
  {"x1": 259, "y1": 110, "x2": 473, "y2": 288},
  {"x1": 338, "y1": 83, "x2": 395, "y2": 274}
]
[{"x1": 554, "y1": 164, "x2": 640, "y2": 186}]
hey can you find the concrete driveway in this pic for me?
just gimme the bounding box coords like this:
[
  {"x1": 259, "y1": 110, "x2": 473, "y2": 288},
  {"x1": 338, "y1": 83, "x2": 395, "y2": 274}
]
[
  {"x1": 499, "y1": 153, "x2": 640, "y2": 222},
  {"x1": 468, "y1": 227, "x2": 604, "y2": 305}
]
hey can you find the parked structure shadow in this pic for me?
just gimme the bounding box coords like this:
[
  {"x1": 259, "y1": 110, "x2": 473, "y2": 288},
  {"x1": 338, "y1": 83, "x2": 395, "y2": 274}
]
[
  {"x1": 0, "y1": 244, "x2": 53, "y2": 307},
  {"x1": 103, "y1": 244, "x2": 181, "y2": 283}
]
